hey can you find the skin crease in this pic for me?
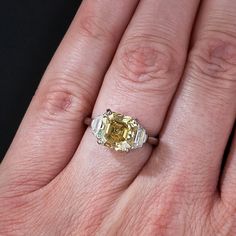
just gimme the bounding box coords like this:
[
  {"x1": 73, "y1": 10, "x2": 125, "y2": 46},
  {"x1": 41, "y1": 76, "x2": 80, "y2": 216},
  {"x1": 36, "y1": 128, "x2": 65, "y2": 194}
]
[{"x1": 0, "y1": 0, "x2": 236, "y2": 235}]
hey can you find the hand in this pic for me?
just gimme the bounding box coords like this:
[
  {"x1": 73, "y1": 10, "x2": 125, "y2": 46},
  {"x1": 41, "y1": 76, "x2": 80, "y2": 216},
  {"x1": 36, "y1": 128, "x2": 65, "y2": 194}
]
[{"x1": 0, "y1": 0, "x2": 235, "y2": 235}]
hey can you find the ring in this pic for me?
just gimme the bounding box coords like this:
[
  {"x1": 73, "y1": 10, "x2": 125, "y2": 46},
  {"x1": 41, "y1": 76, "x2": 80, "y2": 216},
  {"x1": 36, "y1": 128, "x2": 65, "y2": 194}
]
[{"x1": 84, "y1": 109, "x2": 159, "y2": 152}]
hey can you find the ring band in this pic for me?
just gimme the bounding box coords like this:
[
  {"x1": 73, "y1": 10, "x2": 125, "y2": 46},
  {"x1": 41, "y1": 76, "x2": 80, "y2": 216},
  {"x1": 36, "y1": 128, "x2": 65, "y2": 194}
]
[{"x1": 85, "y1": 109, "x2": 159, "y2": 152}]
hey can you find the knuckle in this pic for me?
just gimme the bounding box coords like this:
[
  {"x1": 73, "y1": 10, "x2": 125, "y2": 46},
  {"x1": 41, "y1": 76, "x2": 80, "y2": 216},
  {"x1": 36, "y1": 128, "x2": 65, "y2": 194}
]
[
  {"x1": 37, "y1": 75, "x2": 93, "y2": 122},
  {"x1": 117, "y1": 185, "x2": 182, "y2": 235},
  {"x1": 116, "y1": 37, "x2": 183, "y2": 93},
  {"x1": 188, "y1": 38, "x2": 236, "y2": 93},
  {"x1": 79, "y1": 14, "x2": 115, "y2": 42}
]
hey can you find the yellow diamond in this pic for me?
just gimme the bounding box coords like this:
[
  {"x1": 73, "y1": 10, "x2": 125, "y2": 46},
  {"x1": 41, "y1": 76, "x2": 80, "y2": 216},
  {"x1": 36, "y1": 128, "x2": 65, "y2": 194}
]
[{"x1": 91, "y1": 110, "x2": 148, "y2": 152}]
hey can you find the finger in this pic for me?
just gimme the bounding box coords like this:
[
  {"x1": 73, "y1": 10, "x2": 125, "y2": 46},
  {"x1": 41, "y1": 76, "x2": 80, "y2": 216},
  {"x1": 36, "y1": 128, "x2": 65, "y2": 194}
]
[
  {"x1": 146, "y1": 0, "x2": 236, "y2": 194},
  {"x1": 220, "y1": 125, "x2": 236, "y2": 206},
  {"x1": 0, "y1": 0, "x2": 139, "y2": 196},
  {"x1": 68, "y1": 0, "x2": 200, "y2": 195}
]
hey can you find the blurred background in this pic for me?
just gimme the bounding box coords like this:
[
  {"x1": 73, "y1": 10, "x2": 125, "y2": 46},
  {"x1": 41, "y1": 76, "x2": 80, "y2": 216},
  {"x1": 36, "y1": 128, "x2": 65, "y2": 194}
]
[{"x1": 0, "y1": 1, "x2": 82, "y2": 160}]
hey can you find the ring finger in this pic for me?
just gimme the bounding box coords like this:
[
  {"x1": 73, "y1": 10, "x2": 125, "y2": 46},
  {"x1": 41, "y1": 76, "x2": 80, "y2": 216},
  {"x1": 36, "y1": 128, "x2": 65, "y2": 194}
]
[{"x1": 67, "y1": 0, "x2": 200, "y2": 192}]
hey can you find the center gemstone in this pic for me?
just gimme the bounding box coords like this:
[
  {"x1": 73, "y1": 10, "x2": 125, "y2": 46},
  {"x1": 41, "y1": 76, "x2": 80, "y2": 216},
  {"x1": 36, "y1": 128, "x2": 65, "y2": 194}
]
[
  {"x1": 91, "y1": 110, "x2": 148, "y2": 152},
  {"x1": 106, "y1": 120, "x2": 128, "y2": 142}
]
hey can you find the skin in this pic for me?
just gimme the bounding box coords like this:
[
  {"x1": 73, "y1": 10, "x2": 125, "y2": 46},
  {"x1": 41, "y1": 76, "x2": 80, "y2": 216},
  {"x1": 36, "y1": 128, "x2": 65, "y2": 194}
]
[{"x1": 0, "y1": 0, "x2": 236, "y2": 235}]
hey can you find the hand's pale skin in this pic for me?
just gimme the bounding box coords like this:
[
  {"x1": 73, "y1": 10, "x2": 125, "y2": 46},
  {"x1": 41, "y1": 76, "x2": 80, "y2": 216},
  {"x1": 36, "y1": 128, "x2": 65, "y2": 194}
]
[{"x1": 0, "y1": 0, "x2": 236, "y2": 235}]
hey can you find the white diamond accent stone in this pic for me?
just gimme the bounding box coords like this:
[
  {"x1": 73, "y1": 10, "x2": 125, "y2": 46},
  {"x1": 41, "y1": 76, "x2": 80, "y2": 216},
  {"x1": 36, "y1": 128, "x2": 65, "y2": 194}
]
[
  {"x1": 91, "y1": 116, "x2": 103, "y2": 136},
  {"x1": 134, "y1": 127, "x2": 148, "y2": 148}
]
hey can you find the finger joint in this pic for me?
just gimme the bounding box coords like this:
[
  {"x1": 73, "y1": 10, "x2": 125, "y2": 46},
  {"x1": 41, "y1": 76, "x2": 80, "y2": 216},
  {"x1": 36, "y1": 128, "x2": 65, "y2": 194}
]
[
  {"x1": 115, "y1": 37, "x2": 184, "y2": 94},
  {"x1": 36, "y1": 75, "x2": 93, "y2": 123},
  {"x1": 188, "y1": 37, "x2": 236, "y2": 94}
]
